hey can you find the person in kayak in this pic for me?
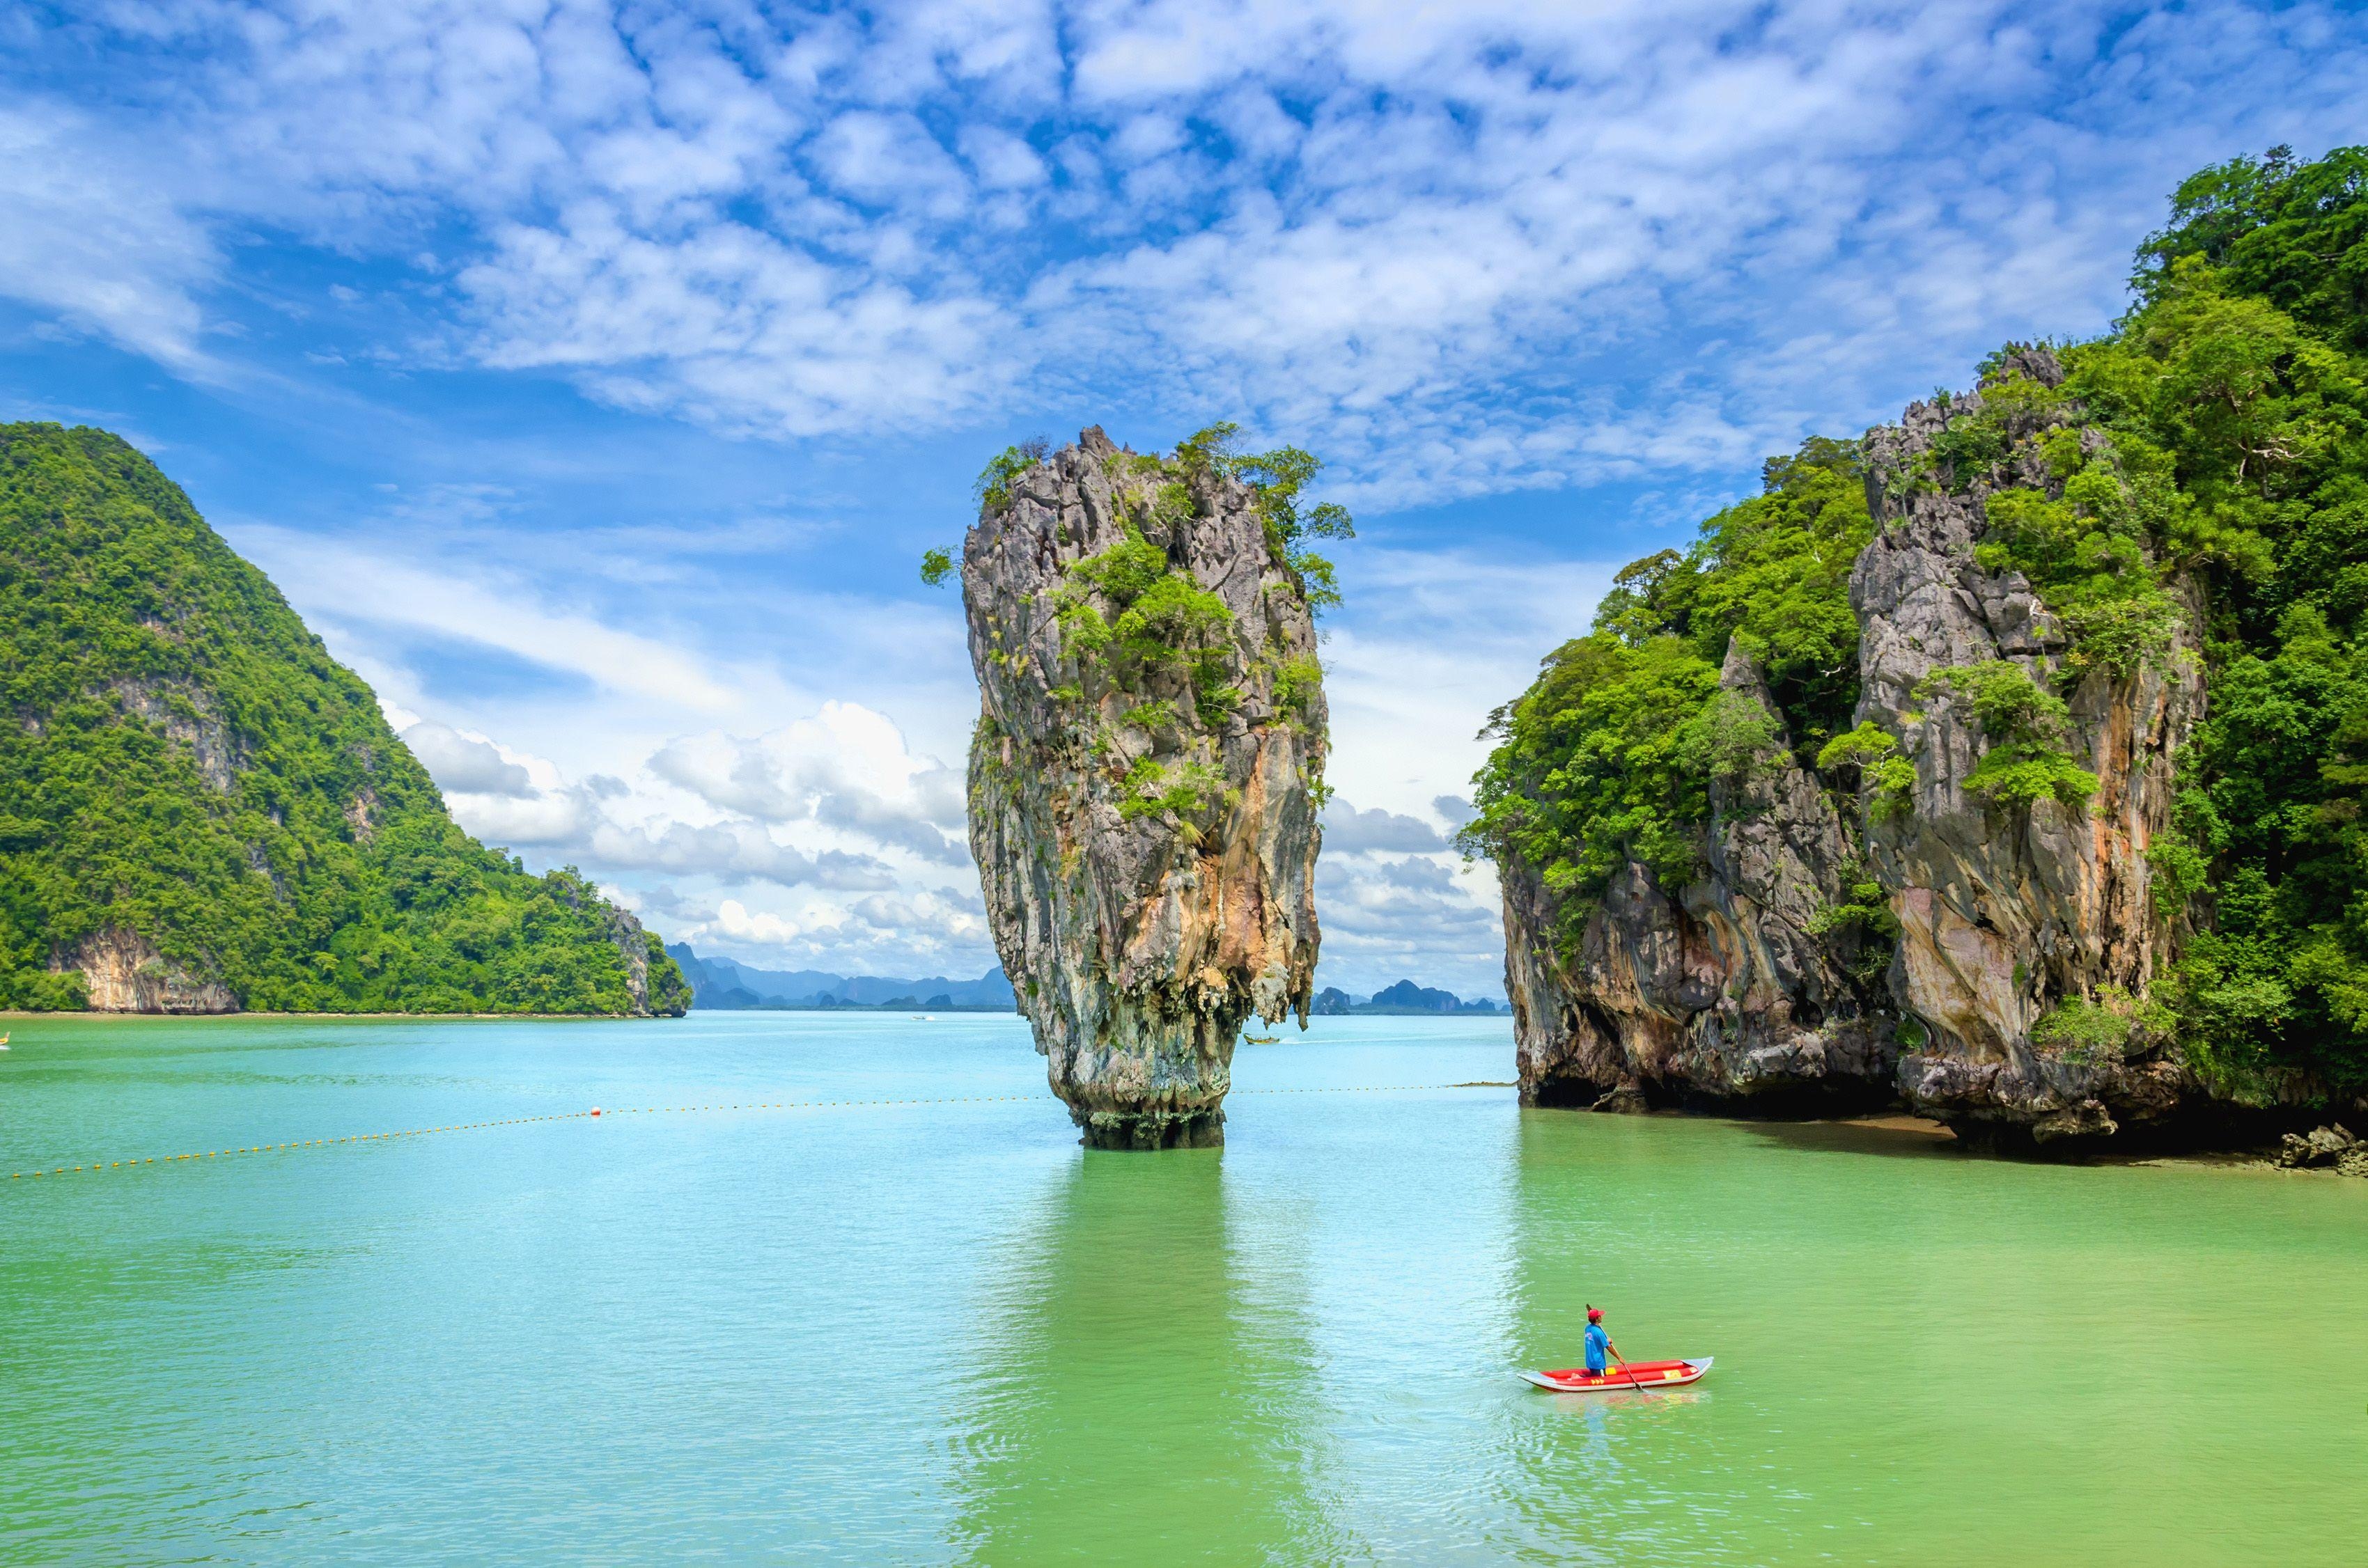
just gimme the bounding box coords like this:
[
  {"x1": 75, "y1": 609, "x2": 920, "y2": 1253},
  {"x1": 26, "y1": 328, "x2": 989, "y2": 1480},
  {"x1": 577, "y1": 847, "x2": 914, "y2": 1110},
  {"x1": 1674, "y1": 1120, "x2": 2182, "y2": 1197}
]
[{"x1": 1583, "y1": 1306, "x2": 1623, "y2": 1378}]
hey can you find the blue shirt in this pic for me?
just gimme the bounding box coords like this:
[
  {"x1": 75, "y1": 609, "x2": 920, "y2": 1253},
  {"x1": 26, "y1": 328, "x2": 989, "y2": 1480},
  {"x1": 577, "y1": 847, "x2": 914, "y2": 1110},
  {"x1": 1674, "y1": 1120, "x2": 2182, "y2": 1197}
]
[{"x1": 1584, "y1": 1323, "x2": 1610, "y2": 1372}]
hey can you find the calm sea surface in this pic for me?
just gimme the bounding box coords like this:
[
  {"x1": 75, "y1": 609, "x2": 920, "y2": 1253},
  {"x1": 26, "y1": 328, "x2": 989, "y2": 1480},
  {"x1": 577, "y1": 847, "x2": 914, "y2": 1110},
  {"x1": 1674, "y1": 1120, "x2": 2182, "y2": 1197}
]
[{"x1": 1, "y1": 1012, "x2": 2363, "y2": 1565}]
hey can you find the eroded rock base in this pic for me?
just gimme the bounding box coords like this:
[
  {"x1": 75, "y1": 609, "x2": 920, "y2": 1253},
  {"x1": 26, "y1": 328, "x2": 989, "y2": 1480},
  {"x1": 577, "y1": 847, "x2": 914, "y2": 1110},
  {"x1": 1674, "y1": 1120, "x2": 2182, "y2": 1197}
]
[
  {"x1": 1074, "y1": 1108, "x2": 1225, "y2": 1150},
  {"x1": 1525, "y1": 1071, "x2": 1902, "y2": 1121}
]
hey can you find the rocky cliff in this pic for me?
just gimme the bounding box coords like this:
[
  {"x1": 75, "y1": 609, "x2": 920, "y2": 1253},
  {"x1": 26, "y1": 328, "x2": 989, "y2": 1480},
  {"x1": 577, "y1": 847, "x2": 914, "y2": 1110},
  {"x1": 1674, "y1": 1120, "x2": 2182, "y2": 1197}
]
[
  {"x1": 962, "y1": 427, "x2": 1325, "y2": 1147},
  {"x1": 61, "y1": 927, "x2": 242, "y2": 1013},
  {"x1": 1852, "y1": 352, "x2": 2206, "y2": 1143},
  {"x1": 1492, "y1": 352, "x2": 2230, "y2": 1148},
  {"x1": 1503, "y1": 639, "x2": 1899, "y2": 1116},
  {"x1": 1486, "y1": 145, "x2": 2368, "y2": 1146}
]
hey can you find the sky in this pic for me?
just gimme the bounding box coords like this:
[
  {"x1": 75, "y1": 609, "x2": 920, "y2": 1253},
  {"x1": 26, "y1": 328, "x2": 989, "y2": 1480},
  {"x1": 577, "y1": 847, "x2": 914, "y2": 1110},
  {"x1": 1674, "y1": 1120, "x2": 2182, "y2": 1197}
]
[{"x1": 3, "y1": 1, "x2": 2362, "y2": 998}]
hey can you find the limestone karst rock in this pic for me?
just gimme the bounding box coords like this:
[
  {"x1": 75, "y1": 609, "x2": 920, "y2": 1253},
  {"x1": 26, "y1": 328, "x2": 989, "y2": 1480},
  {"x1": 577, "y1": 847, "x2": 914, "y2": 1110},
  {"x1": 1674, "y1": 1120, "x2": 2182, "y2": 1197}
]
[
  {"x1": 1502, "y1": 641, "x2": 1899, "y2": 1115},
  {"x1": 962, "y1": 428, "x2": 1325, "y2": 1148},
  {"x1": 1852, "y1": 350, "x2": 2205, "y2": 1143},
  {"x1": 1494, "y1": 352, "x2": 2222, "y2": 1147},
  {"x1": 0, "y1": 421, "x2": 690, "y2": 1017}
]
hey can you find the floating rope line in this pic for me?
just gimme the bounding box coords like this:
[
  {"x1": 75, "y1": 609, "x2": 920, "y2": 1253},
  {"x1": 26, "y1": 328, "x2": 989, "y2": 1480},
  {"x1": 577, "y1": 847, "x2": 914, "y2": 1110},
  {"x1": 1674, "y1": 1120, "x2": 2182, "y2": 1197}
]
[{"x1": 6, "y1": 1082, "x2": 1517, "y2": 1182}]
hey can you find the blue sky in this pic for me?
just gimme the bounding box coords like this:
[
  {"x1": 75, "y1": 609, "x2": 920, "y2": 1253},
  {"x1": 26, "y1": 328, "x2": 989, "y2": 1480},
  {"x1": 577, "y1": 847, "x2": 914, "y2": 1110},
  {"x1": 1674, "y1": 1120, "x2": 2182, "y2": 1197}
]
[{"x1": 3, "y1": 1, "x2": 2362, "y2": 996}]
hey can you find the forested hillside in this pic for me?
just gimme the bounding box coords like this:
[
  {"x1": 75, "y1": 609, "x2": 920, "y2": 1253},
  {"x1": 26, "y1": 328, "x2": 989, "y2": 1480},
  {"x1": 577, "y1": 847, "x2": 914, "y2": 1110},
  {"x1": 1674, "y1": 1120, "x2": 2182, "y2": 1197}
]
[
  {"x1": 1465, "y1": 146, "x2": 2368, "y2": 1122},
  {"x1": 0, "y1": 423, "x2": 689, "y2": 1016}
]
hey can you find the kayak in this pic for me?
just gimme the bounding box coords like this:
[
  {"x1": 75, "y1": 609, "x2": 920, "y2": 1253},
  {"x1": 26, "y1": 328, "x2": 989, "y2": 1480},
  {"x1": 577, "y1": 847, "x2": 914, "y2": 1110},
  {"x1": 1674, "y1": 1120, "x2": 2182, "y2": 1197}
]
[{"x1": 1522, "y1": 1356, "x2": 1712, "y2": 1392}]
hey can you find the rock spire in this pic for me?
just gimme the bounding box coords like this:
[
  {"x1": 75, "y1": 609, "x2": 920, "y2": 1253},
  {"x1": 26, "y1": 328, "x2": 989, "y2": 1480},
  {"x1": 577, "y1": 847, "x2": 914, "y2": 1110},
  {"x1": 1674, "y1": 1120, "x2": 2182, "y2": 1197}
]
[{"x1": 962, "y1": 427, "x2": 1325, "y2": 1147}]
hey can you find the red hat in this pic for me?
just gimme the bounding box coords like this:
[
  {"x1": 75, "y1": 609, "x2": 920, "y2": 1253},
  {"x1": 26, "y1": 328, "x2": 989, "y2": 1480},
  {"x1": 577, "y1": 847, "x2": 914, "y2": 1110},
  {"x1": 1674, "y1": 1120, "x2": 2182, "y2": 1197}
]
[{"x1": 1587, "y1": 1308, "x2": 1603, "y2": 1322}]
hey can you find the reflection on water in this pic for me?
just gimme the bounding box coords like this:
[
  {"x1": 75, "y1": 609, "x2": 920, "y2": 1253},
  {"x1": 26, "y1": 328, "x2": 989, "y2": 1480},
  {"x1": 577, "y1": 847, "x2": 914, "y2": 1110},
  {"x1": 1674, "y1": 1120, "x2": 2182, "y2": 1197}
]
[{"x1": 948, "y1": 1149, "x2": 1357, "y2": 1565}]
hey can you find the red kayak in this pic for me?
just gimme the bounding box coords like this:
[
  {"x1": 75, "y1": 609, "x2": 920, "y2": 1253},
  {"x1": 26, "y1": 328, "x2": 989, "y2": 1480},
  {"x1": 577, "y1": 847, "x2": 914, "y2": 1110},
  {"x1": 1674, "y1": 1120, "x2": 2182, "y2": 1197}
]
[{"x1": 1522, "y1": 1357, "x2": 1712, "y2": 1392}]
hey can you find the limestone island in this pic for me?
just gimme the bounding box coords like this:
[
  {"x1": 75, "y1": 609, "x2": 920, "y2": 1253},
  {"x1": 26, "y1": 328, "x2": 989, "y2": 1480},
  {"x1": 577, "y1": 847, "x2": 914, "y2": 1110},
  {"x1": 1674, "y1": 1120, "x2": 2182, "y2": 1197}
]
[{"x1": 953, "y1": 425, "x2": 1341, "y2": 1147}]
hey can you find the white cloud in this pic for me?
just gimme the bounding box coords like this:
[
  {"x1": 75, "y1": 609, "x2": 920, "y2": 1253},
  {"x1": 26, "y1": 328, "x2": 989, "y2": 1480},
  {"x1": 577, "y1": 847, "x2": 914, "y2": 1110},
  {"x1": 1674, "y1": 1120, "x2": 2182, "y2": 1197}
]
[
  {"x1": 458, "y1": 206, "x2": 1015, "y2": 437},
  {"x1": 577, "y1": 819, "x2": 897, "y2": 890},
  {"x1": 0, "y1": 105, "x2": 218, "y2": 373},
  {"x1": 228, "y1": 524, "x2": 736, "y2": 710},
  {"x1": 715, "y1": 898, "x2": 801, "y2": 946},
  {"x1": 959, "y1": 124, "x2": 1049, "y2": 189},
  {"x1": 1323, "y1": 543, "x2": 1616, "y2": 823},
  {"x1": 647, "y1": 703, "x2": 968, "y2": 864},
  {"x1": 810, "y1": 110, "x2": 971, "y2": 214},
  {"x1": 401, "y1": 720, "x2": 536, "y2": 797},
  {"x1": 661, "y1": 880, "x2": 997, "y2": 976},
  {"x1": 1322, "y1": 799, "x2": 1447, "y2": 854},
  {"x1": 1314, "y1": 852, "x2": 1504, "y2": 998},
  {"x1": 10, "y1": 2, "x2": 2365, "y2": 497}
]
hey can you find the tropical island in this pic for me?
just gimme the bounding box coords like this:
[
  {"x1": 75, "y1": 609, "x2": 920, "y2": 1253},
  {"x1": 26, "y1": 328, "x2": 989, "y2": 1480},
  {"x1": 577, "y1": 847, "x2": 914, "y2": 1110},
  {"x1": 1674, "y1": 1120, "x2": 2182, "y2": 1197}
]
[
  {"x1": 951, "y1": 423, "x2": 1339, "y2": 1147},
  {"x1": 0, "y1": 424, "x2": 688, "y2": 1017},
  {"x1": 1461, "y1": 146, "x2": 2368, "y2": 1152}
]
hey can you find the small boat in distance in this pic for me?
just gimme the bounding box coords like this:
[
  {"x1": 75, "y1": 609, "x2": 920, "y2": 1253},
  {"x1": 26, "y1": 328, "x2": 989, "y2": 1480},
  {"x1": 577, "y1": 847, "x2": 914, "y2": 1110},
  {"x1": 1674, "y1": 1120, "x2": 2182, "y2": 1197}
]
[
  {"x1": 1243, "y1": 1033, "x2": 1279, "y2": 1044},
  {"x1": 1522, "y1": 1357, "x2": 1712, "y2": 1392}
]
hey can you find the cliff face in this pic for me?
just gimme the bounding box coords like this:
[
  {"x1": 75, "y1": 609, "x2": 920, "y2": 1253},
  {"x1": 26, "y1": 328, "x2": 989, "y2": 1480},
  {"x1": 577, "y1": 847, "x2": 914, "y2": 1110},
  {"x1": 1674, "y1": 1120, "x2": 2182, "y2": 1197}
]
[
  {"x1": 1501, "y1": 354, "x2": 2217, "y2": 1146},
  {"x1": 1852, "y1": 353, "x2": 2205, "y2": 1143},
  {"x1": 1504, "y1": 642, "x2": 1899, "y2": 1115},
  {"x1": 963, "y1": 428, "x2": 1323, "y2": 1147},
  {"x1": 61, "y1": 927, "x2": 240, "y2": 1013}
]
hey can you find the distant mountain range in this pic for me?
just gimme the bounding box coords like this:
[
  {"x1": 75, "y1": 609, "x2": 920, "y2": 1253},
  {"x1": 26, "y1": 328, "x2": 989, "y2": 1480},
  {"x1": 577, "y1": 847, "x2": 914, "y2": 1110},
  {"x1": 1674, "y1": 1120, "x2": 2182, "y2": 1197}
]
[
  {"x1": 667, "y1": 945, "x2": 1017, "y2": 1010},
  {"x1": 669, "y1": 945, "x2": 1502, "y2": 1017},
  {"x1": 1311, "y1": 980, "x2": 1504, "y2": 1015}
]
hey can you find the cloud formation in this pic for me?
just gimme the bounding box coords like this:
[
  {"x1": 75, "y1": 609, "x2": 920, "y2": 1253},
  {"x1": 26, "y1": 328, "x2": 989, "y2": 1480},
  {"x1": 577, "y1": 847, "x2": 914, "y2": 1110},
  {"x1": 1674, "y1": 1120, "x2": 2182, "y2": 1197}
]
[
  {"x1": 1321, "y1": 799, "x2": 1446, "y2": 854},
  {"x1": 1314, "y1": 852, "x2": 1505, "y2": 998},
  {"x1": 401, "y1": 721, "x2": 535, "y2": 797},
  {"x1": 240, "y1": 526, "x2": 735, "y2": 710},
  {"x1": 648, "y1": 704, "x2": 968, "y2": 865},
  {"x1": 11, "y1": 3, "x2": 2366, "y2": 503},
  {"x1": 14, "y1": 1, "x2": 2362, "y2": 993}
]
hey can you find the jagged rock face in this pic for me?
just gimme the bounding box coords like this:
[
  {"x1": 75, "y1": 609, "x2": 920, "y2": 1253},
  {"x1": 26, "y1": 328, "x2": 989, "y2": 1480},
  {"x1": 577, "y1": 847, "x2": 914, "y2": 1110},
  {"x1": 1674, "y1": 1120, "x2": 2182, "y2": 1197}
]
[
  {"x1": 1506, "y1": 645, "x2": 1898, "y2": 1114},
  {"x1": 963, "y1": 428, "x2": 1323, "y2": 1148},
  {"x1": 1502, "y1": 350, "x2": 2214, "y2": 1145},
  {"x1": 1855, "y1": 351, "x2": 2206, "y2": 1143},
  {"x1": 54, "y1": 928, "x2": 239, "y2": 1013}
]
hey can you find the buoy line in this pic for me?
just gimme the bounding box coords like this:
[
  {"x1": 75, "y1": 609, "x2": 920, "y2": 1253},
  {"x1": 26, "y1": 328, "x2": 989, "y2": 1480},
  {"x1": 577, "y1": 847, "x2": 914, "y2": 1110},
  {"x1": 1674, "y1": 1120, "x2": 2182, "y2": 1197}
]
[{"x1": 6, "y1": 1082, "x2": 1517, "y2": 1182}]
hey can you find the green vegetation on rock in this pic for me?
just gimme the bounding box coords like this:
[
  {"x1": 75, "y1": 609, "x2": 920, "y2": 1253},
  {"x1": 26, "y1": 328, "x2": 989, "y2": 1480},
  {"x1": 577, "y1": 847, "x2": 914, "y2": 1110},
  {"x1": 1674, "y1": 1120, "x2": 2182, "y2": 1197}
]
[
  {"x1": 1913, "y1": 661, "x2": 2098, "y2": 809},
  {"x1": 1460, "y1": 435, "x2": 1873, "y2": 916},
  {"x1": 925, "y1": 422, "x2": 1355, "y2": 615},
  {"x1": 1465, "y1": 143, "x2": 2368, "y2": 1092},
  {"x1": 0, "y1": 423, "x2": 689, "y2": 1015},
  {"x1": 940, "y1": 424, "x2": 1350, "y2": 843},
  {"x1": 2042, "y1": 146, "x2": 2368, "y2": 1090}
]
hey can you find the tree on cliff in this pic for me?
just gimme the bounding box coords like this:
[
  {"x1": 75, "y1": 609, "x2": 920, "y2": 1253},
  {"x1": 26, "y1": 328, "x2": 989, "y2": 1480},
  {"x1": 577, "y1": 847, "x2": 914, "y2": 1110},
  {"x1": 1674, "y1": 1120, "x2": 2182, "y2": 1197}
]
[
  {"x1": 1458, "y1": 438, "x2": 1875, "y2": 923},
  {"x1": 1463, "y1": 143, "x2": 2368, "y2": 1104},
  {"x1": 956, "y1": 425, "x2": 1337, "y2": 1147}
]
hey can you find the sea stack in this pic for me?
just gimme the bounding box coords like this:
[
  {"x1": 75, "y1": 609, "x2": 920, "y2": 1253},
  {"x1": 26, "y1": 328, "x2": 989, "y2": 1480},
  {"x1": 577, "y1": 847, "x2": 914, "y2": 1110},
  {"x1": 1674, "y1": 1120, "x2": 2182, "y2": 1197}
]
[{"x1": 962, "y1": 427, "x2": 1325, "y2": 1147}]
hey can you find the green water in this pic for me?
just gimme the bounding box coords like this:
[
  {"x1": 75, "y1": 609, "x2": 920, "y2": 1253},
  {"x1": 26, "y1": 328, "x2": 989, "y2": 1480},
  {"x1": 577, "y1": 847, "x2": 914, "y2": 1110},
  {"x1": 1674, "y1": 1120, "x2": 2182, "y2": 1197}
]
[{"x1": 1, "y1": 1014, "x2": 2363, "y2": 1565}]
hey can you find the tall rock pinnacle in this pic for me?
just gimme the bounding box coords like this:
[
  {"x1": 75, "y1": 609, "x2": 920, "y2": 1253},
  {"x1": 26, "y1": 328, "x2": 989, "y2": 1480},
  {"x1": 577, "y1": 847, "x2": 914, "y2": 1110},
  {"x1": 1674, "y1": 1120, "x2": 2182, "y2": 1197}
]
[{"x1": 961, "y1": 426, "x2": 1326, "y2": 1148}]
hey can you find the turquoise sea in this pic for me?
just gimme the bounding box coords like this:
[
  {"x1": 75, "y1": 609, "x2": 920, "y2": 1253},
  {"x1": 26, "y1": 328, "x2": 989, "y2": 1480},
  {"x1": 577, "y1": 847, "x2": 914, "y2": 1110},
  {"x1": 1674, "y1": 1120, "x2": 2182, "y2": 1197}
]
[{"x1": 2, "y1": 1012, "x2": 2364, "y2": 1565}]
